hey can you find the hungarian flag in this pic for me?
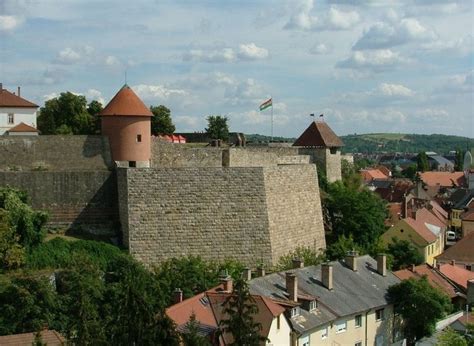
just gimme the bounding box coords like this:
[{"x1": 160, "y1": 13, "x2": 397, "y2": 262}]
[{"x1": 259, "y1": 98, "x2": 272, "y2": 111}]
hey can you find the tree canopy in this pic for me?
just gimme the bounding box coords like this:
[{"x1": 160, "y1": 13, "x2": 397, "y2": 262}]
[
  {"x1": 417, "y1": 152, "x2": 430, "y2": 172},
  {"x1": 37, "y1": 92, "x2": 102, "y2": 135},
  {"x1": 388, "y1": 277, "x2": 452, "y2": 344},
  {"x1": 150, "y1": 105, "x2": 175, "y2": 136},
  {"x1": 386, "y1": 238, "x2": 423, "y2": 270},
  {"x1": 206, "y1": 115, "x2": 229, "y2": 141}
]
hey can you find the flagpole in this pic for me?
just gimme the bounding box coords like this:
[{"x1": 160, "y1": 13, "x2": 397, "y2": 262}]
[{"x1": 271, "y1": 95, "x2": 273, "y2": 142}]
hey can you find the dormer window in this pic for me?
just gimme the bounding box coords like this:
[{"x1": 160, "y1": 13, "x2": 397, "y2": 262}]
[
  {"x1": 309, "y1": 300, "x2": 318, "y2": 311},
  {"x1": 290, "y1": 307, "x2": 300, "y2": 318}
]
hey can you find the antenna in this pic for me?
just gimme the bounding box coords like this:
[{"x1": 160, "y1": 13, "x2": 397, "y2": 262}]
[{"x1": 124, "y1": 69, "x2": 128, "y2": 85}]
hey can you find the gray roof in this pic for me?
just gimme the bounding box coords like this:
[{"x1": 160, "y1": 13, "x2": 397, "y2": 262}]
[{"x1": 248, "y1": 255, "x2": 400, "y2": 334}]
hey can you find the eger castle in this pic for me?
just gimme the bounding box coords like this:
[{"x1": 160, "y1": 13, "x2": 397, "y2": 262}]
[{"x1": 0, "y1": 84, "x2": 344, "y2": 267}]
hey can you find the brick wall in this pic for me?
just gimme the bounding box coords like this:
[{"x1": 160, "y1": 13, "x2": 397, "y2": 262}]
[
  {"x1": 118, "y1": 165, "x2": 325, "y2": 267},
  {"x1": 0, "y1": 171, "x2": 118, "y2": 234},
  {"x1": 0, "y1": 135, "x2": 113, "y2": 171}
]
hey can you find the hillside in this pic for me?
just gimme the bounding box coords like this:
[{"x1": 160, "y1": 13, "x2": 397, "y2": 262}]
[{"x1": 340, "y1": 133, "x2": 474, "y2": 154}]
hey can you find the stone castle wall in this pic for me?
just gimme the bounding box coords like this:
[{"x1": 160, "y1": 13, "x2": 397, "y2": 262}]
[
  {"x1": 151, "y1": 141, "x2": 223, "y2": 167},
  {"x1": 0, "y1": 171, "x2": 118, "y2": 234},
  {"x1": 117, "y1": 165, "x2": 325, "y2": 267},
  {"x1": 0, "y1": 136, "x2": 113, "y2": 171}
]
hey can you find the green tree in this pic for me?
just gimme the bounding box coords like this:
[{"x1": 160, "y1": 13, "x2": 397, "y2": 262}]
[
  {"x1": 150, "y1": 105, "x2": 175, "y2": 136},
  {"x1": 454, "y1": 148, "x2": 464, "y2": 171},
  {"x1": 37, "y1": 92, "x2": 99, "y2": 135},
  {"x1": 325, "y1": 182, "x2": 387, "y2": 251},
  {"x1": 402, "y1": 164, "x2": 418, "y2": 180},
  {"x1": 0, "y1": 276, "x2": 57, "y2": 335},
  {"x1": 56, "y1": 255, "x2": 106, "y2": 344},
  {"x1": 388, "y1": 277, "x2": 452, "y2": 344},
  {"x1": 181, "y1": 313, "x2": 211, "y2": 346},
  {"x1": 386, "y1": 238, "x2": 423, "y2": 270},
  {"x1": 417, "y1": 152, "x2": 430, "y2": 172},
  {"x1": 218, "y1": 278, "x2": 267, "y2": 346},
  {"x1": 437, "y1": 327, "x2": 467, "y2": 346},
  {"x1": 87, "y1": 100, "x2": 103, "y2": 134},
  {"x1": 325, "y1": 234, "x2": 363, "y2": 260},
  {"x1": 277, "y1": 246, "x2": 326, "y2": 270},
  {"x1": 206, "y1": 115, "x2": 229, "y2": 141}
]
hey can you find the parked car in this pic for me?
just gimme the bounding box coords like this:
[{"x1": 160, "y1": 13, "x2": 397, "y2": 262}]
[{"x1": 446, "y1": 231, "x2": 456, "y2": 241}]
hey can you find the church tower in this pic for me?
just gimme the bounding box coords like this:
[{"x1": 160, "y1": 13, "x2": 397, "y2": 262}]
[
  {"x1": 293, "y1": 119, "x2": 344, "y2": 182},
  {"x1": 100, "y1": 84, "x2": 153, "y2": 167}
]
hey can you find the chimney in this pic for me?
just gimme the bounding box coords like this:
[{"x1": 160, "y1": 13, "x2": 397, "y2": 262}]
[
  {"x1": 409, "y1": 264, "x2": 415, "y2": 272},
  {"x1": 286, "y1": 272, "x2": 298, "y2": 302},
  {"x1": 173, "y1": 288, "x2": 183, "y2": 304},
  {"x1": 451, "y1": 260, "x2": 456, "y2": 266},
  {"x1": 292, "y1": 258, "x2": 304, "y2": 269},
  {"x1": 219, "y1": 271, "x2": 233, "y2": 292},
  {"x1": 321, "y1": 263, "x2": 333, "y2": 290},
  {"x1": 257, "y1": 265, "x2": 265, "y2": 277},
  {"x1": 17, "y1": 86, "x2": 20, "y2": 97},
  {"x1": 0, "y1": 83, "x2": 2, "y2": 90},
  {"x1": 467, "y1": 279, "x2": 474, "y2": 305},
  {"x1": 345, "y1": 251, "x2": 358, "y2": 271},
  {"x1": 377, "y1": 254, "x2": 387, "y2": 277},
  {"x1": 242, "y1": 267, "x2": 252, "y2": 281}
]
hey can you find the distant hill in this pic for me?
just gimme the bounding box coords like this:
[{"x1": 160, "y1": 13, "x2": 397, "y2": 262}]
[
  {"x1": 245, "y1": 133, "x2": 473, "y2": 155},
  {"x1": 340, "y1": 133, "x2": 474, "y2": 155}
]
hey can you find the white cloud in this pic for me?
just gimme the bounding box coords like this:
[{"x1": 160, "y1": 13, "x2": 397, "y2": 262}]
[
  {"x1": 421, "y1": 34, "x2": 473, "y2": 55},
  {"x1": 175, "y1": 115, "x2": 202, "y2": 131},
  {"x1": 85, "y1": 89, "x2": 105, "y2": 104},
  {"x1": 378, "y1": 83, "x2": 414, "y2": 97},
  {"x1": 336, "y1": 49, "x2": 408, "y2": 72},
  {"x1": 414, "y1": 108, "x2": 449, "y2": 121},
  {"x1": 43, "y1": 92, "x2": 59, "y2": 101},
  {"x1": 183, "y1": 48, "x2": 235, "y2": 63},
  {"x1": 224, "y1": 78, "x2": 265, "y2": 105},
  {"x1": 132, "y1": 84, "x2": 188, "y2": 101},
  {"x1": 237, "y1": 43, "x2": 269, "y2": 60},
  {"x1": 353, "y1": 18, "x2": 437, "y2": 50},
  {"x1": 0, "y1": 15, "x2": 23, "y2": 31},
  {"x1": 105, "y1": 55, "x2": 121, "y2": 67},
  {"x1": 439, "y1": 70, "x2": 474, "y2": 94},
  {"x1": 309, "y1": 43, "x2": 332, "y2": 55},
  {"x1": 56, "y1": 48, "x2": 82, "y2": 64},
  {"x1": 284, "y1": 1, "x2": 360, "y2": 31},
  {"x1": 183, "y1": 43, "x2": 268, "y2": 63}
]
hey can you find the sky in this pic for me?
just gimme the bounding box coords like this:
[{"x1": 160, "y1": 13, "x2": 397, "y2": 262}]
[{"x1": 0, "y1": 0, "x2": 473, "y2": 138}]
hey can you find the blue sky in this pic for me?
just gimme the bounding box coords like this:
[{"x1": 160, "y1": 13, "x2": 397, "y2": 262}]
[{"x1": 1, "y1": 0, "x2": 472, "y2": 137}]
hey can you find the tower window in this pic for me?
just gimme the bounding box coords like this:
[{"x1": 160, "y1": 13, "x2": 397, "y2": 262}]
[
  {"x1": 8, "y1": 113, "x2": 14, "y2": 124},
  {"x1": 136, "y1": 134, "x2": 142, "y2": 143}
]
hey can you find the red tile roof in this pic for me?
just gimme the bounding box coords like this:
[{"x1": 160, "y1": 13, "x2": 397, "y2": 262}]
[
  {"x1": 361, "y1": 169, "x2": 389, "y2": 182},
  {"x1": 0, "y1": 88, "x2": 39, "y2": 108},
  {"x1": 415, "y1": 207, "x2": 446, "y2": 229},
  {"x1": 394, "y1": 264, "x2": 458, "y2": 298},
  {"x1": 99, "y1": 84, "x2": 152, "y2": 117},
  {"x1": 404, "y1": 217, "x2": 438, "y2": 244},
  {"x1": 419, "y1": 172, "x2": 465, "y2": 188},
  {"x1": 436, "y1": 232, "x2": 474, "y2": 264},
  {"x1": 438, "y1": 263, "x2": 474, "y2": 290},
  {"x1": 0, "y1": 330, "x2": 65, "y2": 345},
  {"x1": 293, "y1": 121, "x2": 344, "y2": 148},
  {"x1": 461, "y1": 209, "x2": 474, "y2": 222},
  {"x1": 7, "y1": 122, "x2": 39, "y2": 133}
]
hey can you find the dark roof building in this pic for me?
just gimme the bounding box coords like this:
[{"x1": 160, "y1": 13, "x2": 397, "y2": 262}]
[
  {"x1": 436, "y1": 232, "x2": 474, "y2": 269},
  {"x1": 293, "y1": 121, "x2": 344, "y2": 148}
]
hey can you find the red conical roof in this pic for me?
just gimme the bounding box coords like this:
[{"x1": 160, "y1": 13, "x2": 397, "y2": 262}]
[
  {"x1": 293, "y1": 121, "x2": 344, "y2": 148},
  {"x1": 100, "y1": 84, "x2": 152, "y2": 117}
]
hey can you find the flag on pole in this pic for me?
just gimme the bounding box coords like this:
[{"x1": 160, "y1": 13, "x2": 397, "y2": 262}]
[{"x1": 259, "y1": 98, "x2": 272, "y2": 111}]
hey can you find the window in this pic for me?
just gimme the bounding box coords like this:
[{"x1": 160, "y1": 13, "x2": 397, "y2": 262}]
[
  {"x1": 290, "y1": 307, "x2": 300, "y2": 318},
  {"x1": 335, "y1": 320, "x2": 347, "y2": 333},
  {"x1": 466, "y1": 264, "x2": 472, "y2": 271},
  {"x1": 129, "y1": 161, "x2": 136, "y2": 168},
  {"x1": 355, "y1": 342, "x2": 362, "y2": 346},
  {"x1": 300, "y1": 335, "x2": 309, "y2": 346},
  {"x1": 330, "y1": 148, "x2": 337, "y2": 154},
  {"x1": 8, "y1": 113, "x2": 14, "y2": 124},
  {"x1": 136, "y1": 134, "x2": 142, "y2": 142},
  {"x1": 321, "y1": 327, "x2": 328, "y2": 339},
  {"x1": 277, "y1": 315, "x2": 280, "y2": 329},
  {"x1": 309, "y1": 300, "x2": 317, "y2": 311},
  {"x1": 376, "y1": 308, "x2": 384, "y2": 321},
  {"x1": 355, "y1": 314, "x2": 362, "y2": 328}
]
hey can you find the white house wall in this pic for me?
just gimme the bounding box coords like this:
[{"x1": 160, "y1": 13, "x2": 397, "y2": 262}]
[
  {"x1": 267, "y1": 315, "x2": 292, "y2": 346},
  {"x1": 0, "y1": 107, "x2": 37, "y2": 135}
]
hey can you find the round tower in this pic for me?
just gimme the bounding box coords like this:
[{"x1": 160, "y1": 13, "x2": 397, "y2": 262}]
[{"x1": 100, "y1": 84, "x2": 153, "y2": 167}]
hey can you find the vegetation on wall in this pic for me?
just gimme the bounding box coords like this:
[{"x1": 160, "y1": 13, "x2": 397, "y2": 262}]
[
  {"x1": 206, "y1": 115, "x2": 229, "y2": 141},
  {"x1": 150, "y1": 105, "x2": 175, "y2": 136}
]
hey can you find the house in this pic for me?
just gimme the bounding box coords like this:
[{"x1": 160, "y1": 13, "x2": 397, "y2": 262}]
[
  {"x1": 446, "y1": 188, "x2": 474, "y2": 236},
  {"x1": 419, "y1": 172, "x2": 466, "y2": 189},
  {"x1": 435, "y1": 232, "x2": 474, "y2": 270},
  {"x1": 361, "y1": 168, "x2": 389, "y2": 183},
  {"x1": 0, "y1": 83, "x2": 39, "y2": 135},
  {"x1": 382, "y1": 207, "x2": 446, "y2": 266},
  {"x1": 165, "y1": 277, "x2": 292, "y2": 345},
  {"x1": 438, "y1": 263, "x2": 474, "y2": 292},
  {"x1": 248, "y1": 254, "x2": 402, "y2": 346},
  {"x1": 0, "y1": 329, "x2": 65, "y2": 345},
  {"x1": 394, "y1": 264, "x2": 466, "y2": 309}
]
